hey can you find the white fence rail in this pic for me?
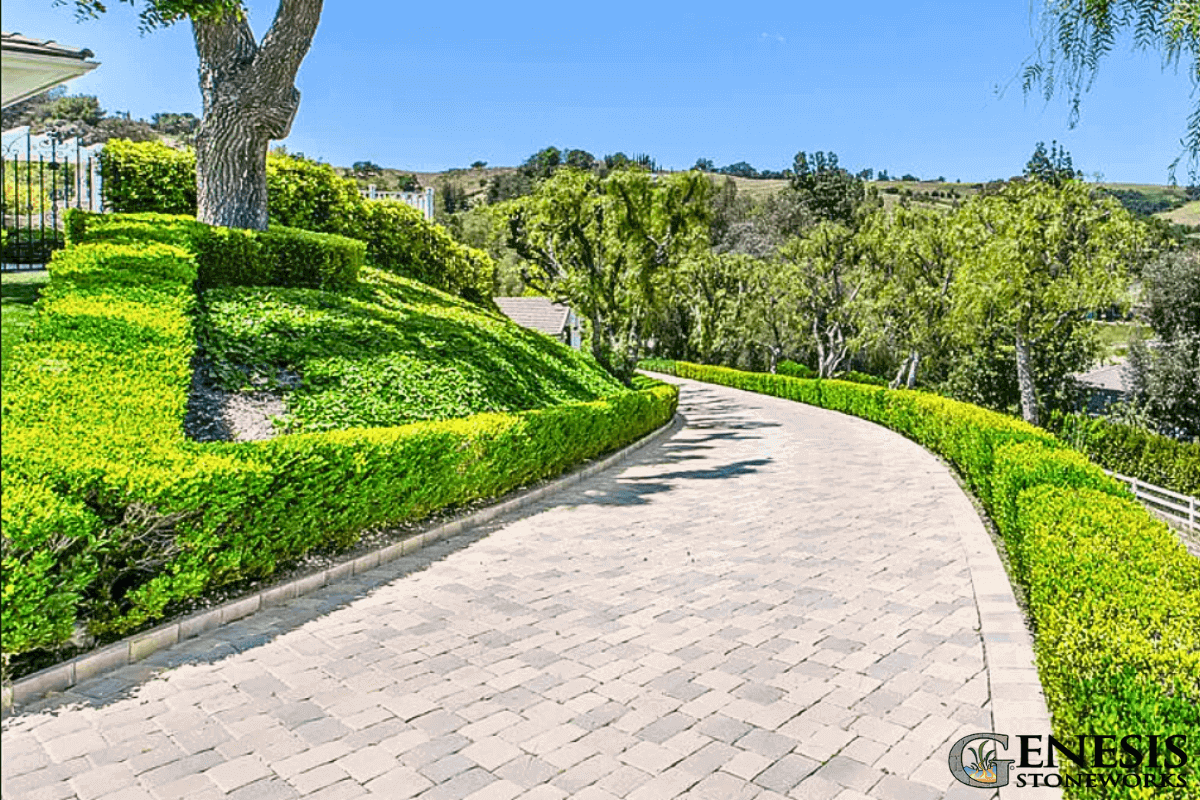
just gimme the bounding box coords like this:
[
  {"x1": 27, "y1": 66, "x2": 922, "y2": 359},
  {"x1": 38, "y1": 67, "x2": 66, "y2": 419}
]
[
  {"x1": 360, "y1": 185, "x2": 434, "y2": 220},
  {"x1": 1105, "y1": 470, "x2": 1198, "y2": 532}
]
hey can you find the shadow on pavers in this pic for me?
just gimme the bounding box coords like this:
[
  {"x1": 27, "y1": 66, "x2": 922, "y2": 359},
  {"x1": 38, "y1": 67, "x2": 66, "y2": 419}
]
[{"x1": 6, "y1": 382, "x2": 774, "y2": 719}]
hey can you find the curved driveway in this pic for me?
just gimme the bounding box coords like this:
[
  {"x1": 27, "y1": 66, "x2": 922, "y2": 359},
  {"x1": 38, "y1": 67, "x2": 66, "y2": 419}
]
[{"x1": 2, "y1": 377, "x2": 1054, "y2": 800}]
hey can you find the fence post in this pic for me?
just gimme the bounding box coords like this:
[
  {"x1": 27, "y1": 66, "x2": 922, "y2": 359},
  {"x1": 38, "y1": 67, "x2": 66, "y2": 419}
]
[
  {"x1": 368, "y1": 184, "x2": 377, "y2": 200},
  {"x1": 1191, "y1": 496, "x2": 1196, "y2": 531}
]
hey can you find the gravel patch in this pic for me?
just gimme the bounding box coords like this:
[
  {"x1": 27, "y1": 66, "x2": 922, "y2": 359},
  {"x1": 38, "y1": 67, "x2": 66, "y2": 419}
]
[{"x1": 184, "y1": 355, "x2": 290, "y2": 442}]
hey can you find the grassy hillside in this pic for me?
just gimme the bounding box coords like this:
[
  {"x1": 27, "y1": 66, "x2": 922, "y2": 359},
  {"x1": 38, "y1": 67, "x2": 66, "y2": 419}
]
[
  {"x1": 200, "y1": 266, "x2": 623, "y2": 434},
  {"x1": 337, "y1": 162, "x2": 1192, "y2": 228},
  {"x1": 1156, "y1": 200, "x2": 1200, "y2": 226}
]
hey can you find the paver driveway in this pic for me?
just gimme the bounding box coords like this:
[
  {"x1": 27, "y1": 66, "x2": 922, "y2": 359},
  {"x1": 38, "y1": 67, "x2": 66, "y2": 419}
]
[{"x1": 2, "y1": 377, "x2": 1052, "y2": 800}]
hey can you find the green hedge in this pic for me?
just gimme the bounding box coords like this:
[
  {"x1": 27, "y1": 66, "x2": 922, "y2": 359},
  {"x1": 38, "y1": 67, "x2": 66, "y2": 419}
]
[
  {"x1": 100, "y1": 139, "x2": 196, "y2": 215},
  {"x1": 641, "y1": 359, "x2": 1198, "y2": 800},
  {"x1": 98, "y1": 141, "x2": 494, "y2": 303},
  {"x1": 66, "y1": 210, "x2": 364, "y2": 291},
  {"x1": 1046, "y1": 410, "x2": 1200, "y2": 497},
  {"x1": 1, "y1": 241, "x2": 676, "y2": 659},
  {"x1": 776, "y1": 360, "x2": 888, "y2": 387}
]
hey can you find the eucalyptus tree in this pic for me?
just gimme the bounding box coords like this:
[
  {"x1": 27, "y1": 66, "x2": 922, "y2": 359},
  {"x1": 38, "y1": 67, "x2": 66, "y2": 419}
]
[
  {"x1": 503, "y1": 168, "x2": 711, "y2": 381},
  {"x1": 857, "y1": 206, "x2": 957, "y2": 389},
  {"x1": 951, "y1": 180, "x2": 1148, "y2": 426},
  {"x1": 775, "y1": 223, "x2": 866, "y2": 378},
  {"x1": 669, "y1": 252, "x2": 759, "y2": 365},
  {"x1": 63, "y1": 0, "x2": 323, "y2": 229}
]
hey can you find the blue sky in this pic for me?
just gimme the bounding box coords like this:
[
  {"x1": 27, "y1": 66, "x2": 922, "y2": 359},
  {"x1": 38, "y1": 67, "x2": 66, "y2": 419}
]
[{"x1": 3, "y1": 0, "x2": 1192, "y2": 183}]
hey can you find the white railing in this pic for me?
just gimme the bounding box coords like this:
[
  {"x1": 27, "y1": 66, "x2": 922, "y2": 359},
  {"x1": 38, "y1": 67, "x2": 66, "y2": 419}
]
[
  {"x1": 1105, "y1": 470, "x2": 1198, "y2": 532},
  {"x1": 360, "y1": 185, "x2": 434, "y2": 221}
]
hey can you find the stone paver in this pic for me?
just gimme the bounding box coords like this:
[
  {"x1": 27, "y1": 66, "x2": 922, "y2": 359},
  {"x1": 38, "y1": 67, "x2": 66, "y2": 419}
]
[{"x1": 2, "y1": 377, "x2": 1055, "y2": 799}]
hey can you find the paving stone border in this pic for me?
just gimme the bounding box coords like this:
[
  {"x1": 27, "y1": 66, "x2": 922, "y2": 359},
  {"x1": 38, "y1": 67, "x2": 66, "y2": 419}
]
[{"x1": 2, "y1": 413, "x2": 685, "y2": 714}]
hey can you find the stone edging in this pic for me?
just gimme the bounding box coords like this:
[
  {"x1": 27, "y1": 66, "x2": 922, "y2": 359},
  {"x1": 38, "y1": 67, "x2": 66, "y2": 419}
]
[
  {"x1": 946, "y1": 492, "x2": 1061, "y2": 800},
  {"x1": 3, "y1": 412, "x2": 684, "y2": 714}
]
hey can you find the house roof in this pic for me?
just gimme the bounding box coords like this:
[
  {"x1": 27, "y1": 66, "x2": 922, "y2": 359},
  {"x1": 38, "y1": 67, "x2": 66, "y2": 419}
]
[
  {"x1": 1074, "y1": 362, "x2": 1128, "y2": 392},
  {"x1": 2, "y1": 32, "x2": 95, "y2": 61},
  {"x1": 2, "y1": 32, "x2": 98, "y2": 109},
  {"x1": 494, "y1": 297, "x2": 572, "y2": 337}
]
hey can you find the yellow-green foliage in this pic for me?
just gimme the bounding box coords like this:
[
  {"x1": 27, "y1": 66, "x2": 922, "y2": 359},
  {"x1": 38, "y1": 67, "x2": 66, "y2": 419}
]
[
  {"x1": 641, "y1": 358, "x2": 1198, "y2": 800},
  {"x1": 97, "y1": 142, "x2": 494, "y2": 304},
  {"x1": 201, "y1": 268, "x2": 625, "y2": 433},
  {"x1": 100, "y1": 139, "x2": 196, "y2": 215},
  {"x1": 2, "y1": 238, "x2": 675, "y2": 658},
  {"x1": 66, "y1": 210, "x2": 365, "y2": 291}
]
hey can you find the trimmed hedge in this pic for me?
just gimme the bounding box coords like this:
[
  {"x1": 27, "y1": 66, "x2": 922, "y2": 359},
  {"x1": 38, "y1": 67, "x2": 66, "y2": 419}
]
[
  {"x1": 1, "y1": 241, "x2": 676, "y2": 660},
  {"x1": 65, "y1": 209, "x2": 364, "y2": 291},
  {"x1": 641, "y1": 359, "x2": 1198, "y2": 799},
  {"x1": 98, "y1": 141, "x2": 494, "y2": 304},
  {"x1": 1046, "y1": 410, "x2": 1200, "y2": 497},
  {"x1": 100, "y1": 139, "x2": 195, "y2": 215}
]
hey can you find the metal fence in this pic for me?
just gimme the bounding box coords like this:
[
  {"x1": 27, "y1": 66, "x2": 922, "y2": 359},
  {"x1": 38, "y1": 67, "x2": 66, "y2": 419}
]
[
  {"x1": 1106, "y1": 470, "x2": 1199, "y2": 532},
  {"x1": 1, "y1": 128, "x2": 103, "y2": 269}
]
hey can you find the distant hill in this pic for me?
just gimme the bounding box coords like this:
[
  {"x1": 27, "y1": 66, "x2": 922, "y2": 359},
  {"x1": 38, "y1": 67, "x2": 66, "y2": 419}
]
[{"x1": 334, "y1": 163, "x2": 1192, "y2": 223}]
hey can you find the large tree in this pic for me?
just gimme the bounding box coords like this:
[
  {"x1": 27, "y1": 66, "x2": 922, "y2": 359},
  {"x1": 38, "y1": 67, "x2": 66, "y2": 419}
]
[
  {"x1": 857, "y1": 206, "x2": 957, "y2": 389},
  {"x1": 65, "y1": 0, "x2": 322, "y2": 229},
  {"x1": 775, "y1": 223, "x2": 865, "y2": 378},
  {"x1": 1024, "y1": 0, "x2": 1199, "y2": 178},
  {"x1": 951, "y1": 180, "x2": 1147, "y2": 426},
  {"x1": 503, "y1": 168, "x2": 711, "y2": 381}
]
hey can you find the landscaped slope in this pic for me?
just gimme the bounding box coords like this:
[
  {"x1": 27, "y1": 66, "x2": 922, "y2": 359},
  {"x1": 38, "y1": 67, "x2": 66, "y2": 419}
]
[{"x1": 200, "y1": 266, "x2": 623, "y2": 434}]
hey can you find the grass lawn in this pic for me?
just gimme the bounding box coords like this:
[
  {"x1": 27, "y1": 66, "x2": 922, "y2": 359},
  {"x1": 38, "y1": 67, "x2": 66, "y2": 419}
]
[
  {"x1": 1091, "y1": 320, "x2": 1151, "y2": 361},
  {"x1": 1, "y1": 269, "x2": 48, "y2": 379},
  {"x1": 1156, "y1": 199, "x2": 1200, "y2": 226}
]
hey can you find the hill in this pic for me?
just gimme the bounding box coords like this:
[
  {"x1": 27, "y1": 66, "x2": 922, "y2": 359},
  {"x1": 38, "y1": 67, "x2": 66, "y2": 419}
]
[
  {"x1": 334, "y1": 162, "x2": 1191, "y2": 223},
  {"x1": 199, "y1": 266, "x2": 624, "y2": 436}
]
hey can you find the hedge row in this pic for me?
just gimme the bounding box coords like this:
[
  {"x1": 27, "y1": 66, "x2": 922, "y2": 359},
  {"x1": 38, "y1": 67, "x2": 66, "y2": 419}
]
[
  {"x1": 100, "y1": 140, "x2": 494, "y2": 304},
  {"x1": 1046, "y1": 410, "x2": 1200, "y2": 497},
  {"x1": 1, "y1": 242, "x2": 677, "y2": 660},
  {"x1": 65, "y1": 209, "x2": 365, "y2": 291},
  {"x1": 777, "y1": 360, "x2": 889, "y2": 387},
  {"x1": 641, "y1": 359, "x2": 1198, "y2": 799}
]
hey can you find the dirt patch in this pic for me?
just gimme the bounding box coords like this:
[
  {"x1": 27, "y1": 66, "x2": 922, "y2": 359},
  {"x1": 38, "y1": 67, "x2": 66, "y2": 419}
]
[{"x1": 184, "y1": 355, "x2": 290, "y2": 442}]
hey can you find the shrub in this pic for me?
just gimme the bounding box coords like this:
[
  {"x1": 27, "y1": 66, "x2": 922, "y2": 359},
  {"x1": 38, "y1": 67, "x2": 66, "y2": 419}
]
[
  {"x1": 1013, "y1": 486, "x2": 1199, "y2": 798},
  {"x1": 66, "y1": 210, "x2": 364, "y2": 291},
  {"x1": 776, "y1": 360, "x2": 815, "y2": 379},
  {"x1": 1046, "y1": 411, "x2": 1200, "y2": 496},
  {"x1": 98, "y1": 142, "x2": 494, "y2": 304},
  {"x1": 640, "y1": 359, "x2": 1197, "y2": 800},
  {"x1": 100, "y1": 139, "x2": 195, "y2": 215},
  {"x1": 2, "y1": 238, "x2": 675, "y2": 657}
]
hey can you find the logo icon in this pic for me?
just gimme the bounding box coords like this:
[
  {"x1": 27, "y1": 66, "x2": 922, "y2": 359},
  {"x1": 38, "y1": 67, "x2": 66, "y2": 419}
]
[{"x1": 949, "y1": 733, "x2": 1015, "y2": 788}]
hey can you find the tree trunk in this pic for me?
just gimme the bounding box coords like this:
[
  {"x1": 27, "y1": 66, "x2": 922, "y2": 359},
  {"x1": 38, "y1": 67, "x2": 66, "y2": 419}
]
[
  {"x1": 890, "y1": 354, "x2": 909, "y2": 389},
  {"x1": 1014, "y1": 331, "x2": 1039, "y2": 425},
  {"x1": 192, "y1": 1, "x2": 323, "y2": 230},
  {"x1": 906, "y1": 350, "x2": 920, "y2": 389}
]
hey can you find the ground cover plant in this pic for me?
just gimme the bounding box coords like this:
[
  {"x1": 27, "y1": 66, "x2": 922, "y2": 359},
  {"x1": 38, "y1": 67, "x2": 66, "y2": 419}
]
[
  {"x1": 642, "y1": 358, "x2": 1198, "y2": 800},
  {"x1": 201, "y1": 267, "x2": 625, "y2": 434},
  {"x1": 0, "y1": 270, "x2": 48, "y2": 379},
  {"x1": 1, "y1": 217, "x2": 676, "y2": 676}
]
